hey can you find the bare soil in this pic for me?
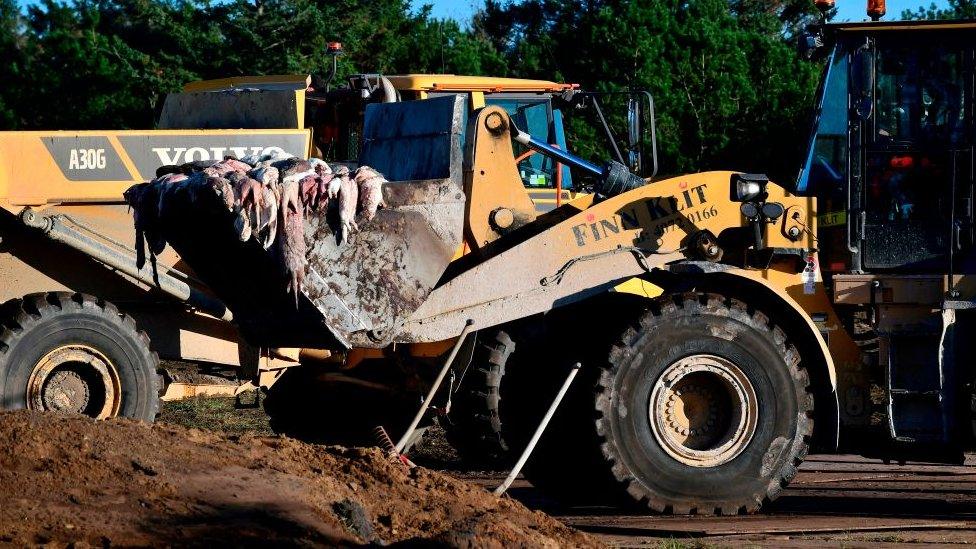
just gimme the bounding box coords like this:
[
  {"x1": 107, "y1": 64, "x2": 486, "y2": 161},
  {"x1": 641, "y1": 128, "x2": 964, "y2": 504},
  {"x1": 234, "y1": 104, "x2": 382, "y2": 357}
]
[{"x1": 0, "y1": 410, "x2": 599, "y2": 547}]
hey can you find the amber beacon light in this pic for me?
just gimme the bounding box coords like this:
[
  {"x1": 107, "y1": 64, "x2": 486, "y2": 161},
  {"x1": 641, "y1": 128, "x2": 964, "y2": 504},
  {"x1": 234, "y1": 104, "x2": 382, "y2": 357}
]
[
  {"x1": 814, "y1": 0, "x2": 835, "y2": 12},
  {"x1": 868, "y1": 0, "x2": 887, "y2": 20}
]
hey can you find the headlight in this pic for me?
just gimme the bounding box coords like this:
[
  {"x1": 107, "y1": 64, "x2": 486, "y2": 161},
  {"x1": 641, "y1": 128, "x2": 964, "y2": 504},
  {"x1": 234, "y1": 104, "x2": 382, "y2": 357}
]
[
  {"x1": 730, "y1": 173, "x2": 769, "y2": 202},
  {"x1": 761, "y1": 202, "x2": 785, "y2": 220},
  {"x1": 740, "y1": 202, "x2": 760, "y2": 219},
  {"x1": 735, "y1": 180, "x2": 763, "y2": 201}
]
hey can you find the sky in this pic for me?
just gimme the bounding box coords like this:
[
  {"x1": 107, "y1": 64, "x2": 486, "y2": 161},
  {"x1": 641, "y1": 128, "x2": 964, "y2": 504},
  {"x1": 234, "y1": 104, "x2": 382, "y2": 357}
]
[{"x1": 423, "y1": 0, "x2": 953, "y2": 23}]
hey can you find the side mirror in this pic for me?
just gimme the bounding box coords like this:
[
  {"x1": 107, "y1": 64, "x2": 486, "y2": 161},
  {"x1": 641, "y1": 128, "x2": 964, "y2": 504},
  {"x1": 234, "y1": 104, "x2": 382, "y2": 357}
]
[
  {"x1": 559, "y1": 90, "x2": 660, "y2": 180},
  {"x1": 632, "y1": 91, "x2": 659, "y2": 180},
  {"x1": 626, "y1": 96, "x2": 642, "y2": 174},
  {"x1": 799, "y1": 30, "x2": 825, "y2": 61}
]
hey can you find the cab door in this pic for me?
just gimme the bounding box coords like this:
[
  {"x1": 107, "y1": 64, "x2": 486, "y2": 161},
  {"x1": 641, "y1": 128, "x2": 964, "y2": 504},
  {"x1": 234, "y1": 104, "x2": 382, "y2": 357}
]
[{"x1": 860, "y1": 39, "x2": 972, "y2": 274}]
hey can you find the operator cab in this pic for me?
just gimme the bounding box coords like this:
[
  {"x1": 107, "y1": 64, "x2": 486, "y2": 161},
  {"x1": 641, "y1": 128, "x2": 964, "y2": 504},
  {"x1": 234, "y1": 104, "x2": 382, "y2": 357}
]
[
  {"x1": 796, "y1": 19, "x2": 976, "y2": 452},
  {"x1": 798, "y1": 20, "x2": 976, "y2": 278},
  {"x1": 395, "y1": 76, "x2": 578, "y2": 212},
  {"x1": 387, "y1": 75, "x2": 658, "y2": 212}
]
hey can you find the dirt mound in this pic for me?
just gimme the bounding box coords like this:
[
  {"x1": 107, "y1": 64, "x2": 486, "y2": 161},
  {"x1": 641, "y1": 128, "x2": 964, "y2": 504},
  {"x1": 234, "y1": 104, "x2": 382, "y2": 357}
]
[{"x1": 0, "y1": 410, "x2": 599, "y2": 547}]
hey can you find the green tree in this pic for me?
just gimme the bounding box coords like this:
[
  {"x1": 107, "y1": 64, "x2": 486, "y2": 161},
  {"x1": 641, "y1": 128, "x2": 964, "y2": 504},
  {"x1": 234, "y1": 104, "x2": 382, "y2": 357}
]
[
  {"x1": 0, "y1": 0, "x2": 29, "y2": 128},
  {"x1": 903, "y1": 0, "x2": 976, "y2": 19},
  {"x1": 0, "y1": 0, "x2": 504, "y2": 129},
  {"x1": 477, "y1": 0, "x2": 821, "y2": 181},
  {"x1": 203, "y1": 0, "x2": 503, "y2": 86},
  {"x1": 17, "y1": 0, "x2": 212, "y2": 129},
  {"x1": 730, "y1": 0, "x2": 829, "y2": 37}
]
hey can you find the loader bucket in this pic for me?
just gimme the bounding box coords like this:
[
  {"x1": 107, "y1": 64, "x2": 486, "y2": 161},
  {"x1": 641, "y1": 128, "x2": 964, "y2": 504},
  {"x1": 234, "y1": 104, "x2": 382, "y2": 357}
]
[{"x1": 157, "y1": 95, "x2": 466, "y2": 349}]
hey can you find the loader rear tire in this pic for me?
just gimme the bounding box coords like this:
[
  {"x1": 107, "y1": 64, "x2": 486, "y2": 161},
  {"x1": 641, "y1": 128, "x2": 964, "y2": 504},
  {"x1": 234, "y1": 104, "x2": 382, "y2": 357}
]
[
  {"x1": 594, "y1": 293, "x2": 814, "y2": 514},
  {"x1": 0, "y1": 292, "x2": 162, "y2": 422},
  {"x1": 443, "y1": 319, "x2": 574, "y2": 470},
  {"x1": 442, "y1": 330, "x2": 514, "y2": 467}
]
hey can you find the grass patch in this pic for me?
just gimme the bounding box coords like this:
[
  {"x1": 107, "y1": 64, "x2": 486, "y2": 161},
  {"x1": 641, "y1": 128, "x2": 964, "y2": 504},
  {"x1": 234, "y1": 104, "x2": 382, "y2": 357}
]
[
  {"x1": 159, "y1": 394, "x2": 272, "y2": 436},
  {"x1": 861, "y1": 534, "x2": 910, "y2": 543},
  {"x1": 657, "y1": 538, "x2": 726, "y2": 549}
]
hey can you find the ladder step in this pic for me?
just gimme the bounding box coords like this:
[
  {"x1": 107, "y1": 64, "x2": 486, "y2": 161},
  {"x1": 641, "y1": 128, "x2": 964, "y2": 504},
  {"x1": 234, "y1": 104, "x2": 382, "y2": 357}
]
[
  {"x1": 889, "y1": 389, "x2": 942, "y2": 397},
  {"x1": 885, "y1": 325, "x2": 949, "y2": 444}
]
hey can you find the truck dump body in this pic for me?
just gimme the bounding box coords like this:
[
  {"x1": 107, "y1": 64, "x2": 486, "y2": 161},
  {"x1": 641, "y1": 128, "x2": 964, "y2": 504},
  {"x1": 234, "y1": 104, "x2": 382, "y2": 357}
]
[
  {"x1": 0, "y1": 129, "x2": 315, "y2": 367},
  {"x1": 0, "y1": 130, "x2": 311, "y2": 208}
]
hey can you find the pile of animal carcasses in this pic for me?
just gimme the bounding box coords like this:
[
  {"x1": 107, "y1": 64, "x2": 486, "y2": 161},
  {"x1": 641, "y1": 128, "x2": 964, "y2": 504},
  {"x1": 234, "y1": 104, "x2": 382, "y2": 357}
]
[{"x1": 123, "y1": 153, "x2": 387, "y2": 302}]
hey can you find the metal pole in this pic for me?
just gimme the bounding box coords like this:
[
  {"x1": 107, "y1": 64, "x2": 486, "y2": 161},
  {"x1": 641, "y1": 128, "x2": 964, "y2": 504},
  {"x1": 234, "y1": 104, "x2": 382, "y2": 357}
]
[
  {"x1": 394, "y1": 319, "x2": 475, "y2": 453},
  {"x1": 494, "y1": 362, "x2": 582, "y2": 497}
]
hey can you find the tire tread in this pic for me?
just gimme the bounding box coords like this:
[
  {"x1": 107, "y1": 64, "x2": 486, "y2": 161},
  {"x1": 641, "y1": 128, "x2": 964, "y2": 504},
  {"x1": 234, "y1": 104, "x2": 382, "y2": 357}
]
[
  {"x1": 443, "y1": 331, "x2": 514, "y2": 465},
  {"x1": 0, "y1": 292, "x2": 163, "y2": 420},
  {"x1": 594, "y1": 292, "x2": 814, "y2": 515}
]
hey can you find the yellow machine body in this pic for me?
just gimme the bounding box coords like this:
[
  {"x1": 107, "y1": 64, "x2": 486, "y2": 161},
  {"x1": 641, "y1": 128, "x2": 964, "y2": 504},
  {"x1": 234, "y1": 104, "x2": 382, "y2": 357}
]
[
  {"x1": 0, "y1": 75, "x2": 591, "y2": 397},
  {"x1": 0, "y1": 74, "x2": 842, "y2": 423},
  {"x1": 407, "y1": 107, "x2": 847, "y2": 404}
]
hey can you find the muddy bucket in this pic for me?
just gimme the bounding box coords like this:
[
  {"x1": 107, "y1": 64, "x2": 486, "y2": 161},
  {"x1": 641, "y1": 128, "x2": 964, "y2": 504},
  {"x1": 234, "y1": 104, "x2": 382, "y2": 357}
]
[{"x1": 159, "y1": 96, "x2": 466, "y2": 349}]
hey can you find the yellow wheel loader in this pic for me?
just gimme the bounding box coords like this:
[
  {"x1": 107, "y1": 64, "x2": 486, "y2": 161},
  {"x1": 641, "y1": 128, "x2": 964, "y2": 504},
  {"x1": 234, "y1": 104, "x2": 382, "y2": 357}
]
[{"x1": 2, "y1": 10, "x2": 975, "y2": 516}]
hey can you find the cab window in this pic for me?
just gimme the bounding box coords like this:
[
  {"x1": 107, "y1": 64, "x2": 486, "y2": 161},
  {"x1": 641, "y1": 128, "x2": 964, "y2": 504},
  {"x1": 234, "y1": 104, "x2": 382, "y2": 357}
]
[
  {"x1": 485, "y1": 95, "x2": 572, "y2": 190},
  {"x1": 796, "y1": 46, "x2": 849, "y2": 197},
  {"x1": 861, "y1": 41, "x2": 971, "y2": 271},
  {"x1": 875, "y1": 46, "x2": 967, "y2": 146}
]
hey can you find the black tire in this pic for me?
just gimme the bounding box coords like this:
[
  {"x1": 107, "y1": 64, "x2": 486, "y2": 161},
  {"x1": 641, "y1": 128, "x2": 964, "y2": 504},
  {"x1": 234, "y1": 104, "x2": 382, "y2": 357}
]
[
  {"x1": 0, "y1": 292, "x2": 162, "y2": 422},
  {"x1": 264, "y1": 366, "x2": 427, "y2": 451},
  {"x1": 595, "y1": 293, "x2": 814, "y2": 514},
  {"x1": 441, "y1": 297, "x2": 643, "y2": 493},
  {"x1": 508, "y1": 312, "x2": 629, "y2": 504},
  {"x1": 444, "y1": 318, "x2": 580, "y2": 471},
  {"x1": 443, "y1": 330, "x2": 514, "y2": 467}
]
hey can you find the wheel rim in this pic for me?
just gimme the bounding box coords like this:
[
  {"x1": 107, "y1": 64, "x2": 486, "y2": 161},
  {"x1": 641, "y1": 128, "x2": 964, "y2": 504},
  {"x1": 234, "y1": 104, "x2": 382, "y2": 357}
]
[
  {"x1": 648, "y1": 354, "x2": 758, "y2": 467},
  {"x1": 26, "y1": 345, "x2": 122, "y2": 419}
]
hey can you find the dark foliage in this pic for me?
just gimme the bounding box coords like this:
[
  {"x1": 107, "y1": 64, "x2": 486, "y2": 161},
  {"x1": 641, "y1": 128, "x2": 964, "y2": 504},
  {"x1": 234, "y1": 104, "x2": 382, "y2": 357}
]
[{"x1": 0, "y1": 0, "x2": 953, "y2": 182}]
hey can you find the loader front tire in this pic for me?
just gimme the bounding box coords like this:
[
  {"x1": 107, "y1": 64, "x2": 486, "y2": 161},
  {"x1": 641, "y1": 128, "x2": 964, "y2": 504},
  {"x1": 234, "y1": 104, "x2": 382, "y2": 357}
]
[
  {"x1": 595, "y1": 293, "x2": 813, "y2": 514},
  {"x1": 0, "y1": 293, "x2": 162, "y2": 422}
]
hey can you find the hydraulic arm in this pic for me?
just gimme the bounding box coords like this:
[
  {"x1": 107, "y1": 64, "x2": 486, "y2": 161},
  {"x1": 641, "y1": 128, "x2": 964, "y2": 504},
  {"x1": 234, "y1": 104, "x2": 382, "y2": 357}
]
[{"x1": 510, "y1": 119, "x2": 647, "y2": 197}]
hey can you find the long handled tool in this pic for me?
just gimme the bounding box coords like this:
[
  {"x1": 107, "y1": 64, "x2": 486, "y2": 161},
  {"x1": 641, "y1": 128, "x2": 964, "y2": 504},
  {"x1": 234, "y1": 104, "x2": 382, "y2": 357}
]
[
  {"x1": 394, "y1": 319, "x2": 475, "y2": 454},
  {"x1": 494, "y1": 362, "x2": 582, "y2": 497}
]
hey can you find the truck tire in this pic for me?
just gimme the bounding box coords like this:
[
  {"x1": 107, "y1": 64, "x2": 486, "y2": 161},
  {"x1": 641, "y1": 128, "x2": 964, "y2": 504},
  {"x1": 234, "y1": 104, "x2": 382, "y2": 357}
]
[
  {"x1": 0, "y1": 292, "x2": 162, "y2": 422},
  {"x1": 264, "y1": 366, "x2": 427, "y2": 452},
  {"x1": 442, "y1": 330, "x2": 514, "y2": 467},
  {"x1": 594, "y1": 293, "x2": 814, "y2": 514}
]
